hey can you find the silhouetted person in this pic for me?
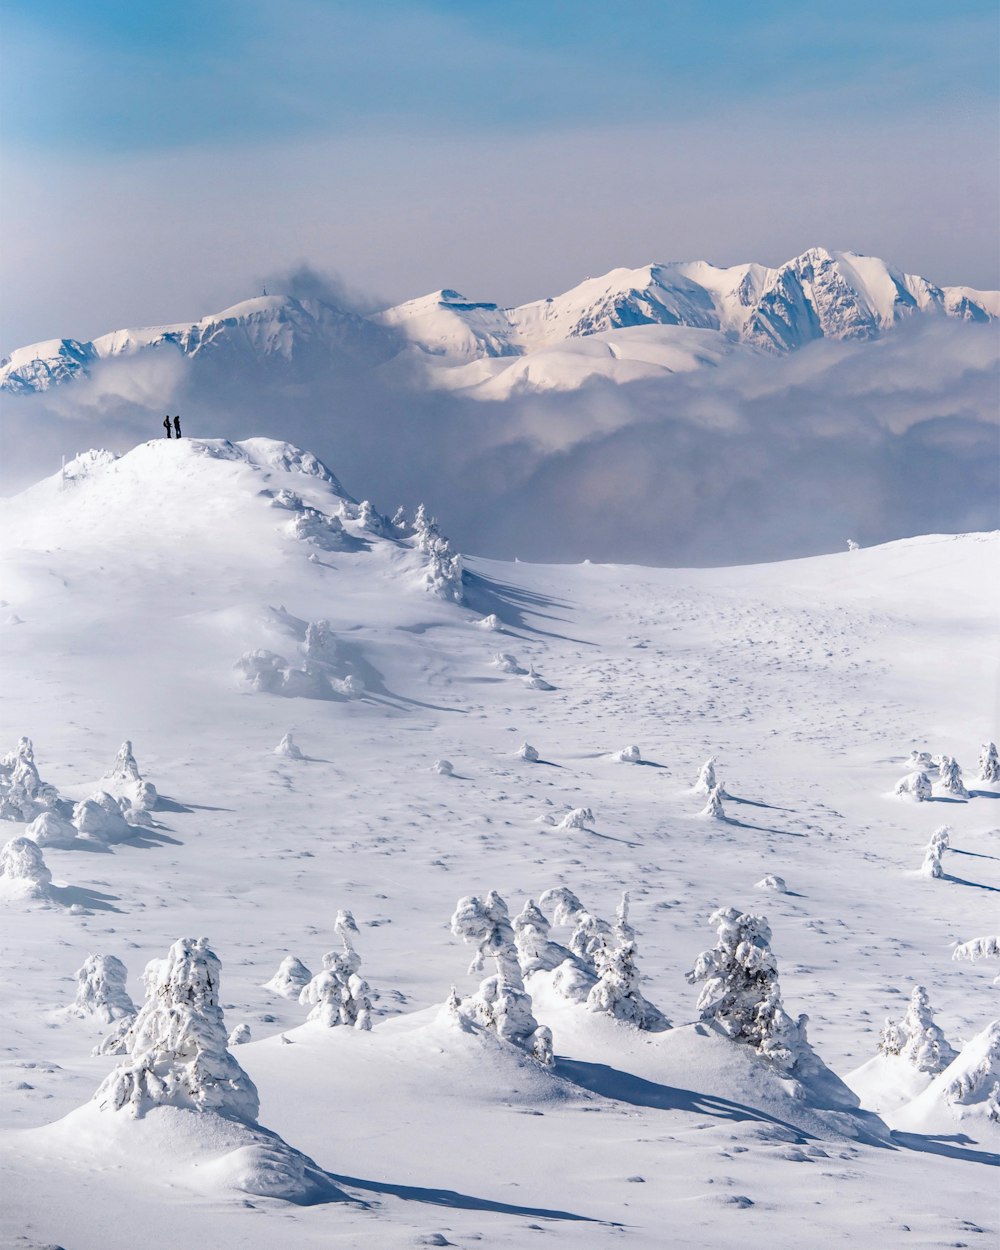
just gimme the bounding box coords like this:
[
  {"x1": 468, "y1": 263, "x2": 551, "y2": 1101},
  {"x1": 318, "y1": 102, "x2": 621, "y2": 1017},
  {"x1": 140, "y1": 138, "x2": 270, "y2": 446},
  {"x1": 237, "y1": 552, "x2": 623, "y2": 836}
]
[
  {"x1": 163, "y1": 416, "x2": 172, "y2": 439},
  {"x1": 173, "y1": 415, "x2": 182, "y2": 438}
]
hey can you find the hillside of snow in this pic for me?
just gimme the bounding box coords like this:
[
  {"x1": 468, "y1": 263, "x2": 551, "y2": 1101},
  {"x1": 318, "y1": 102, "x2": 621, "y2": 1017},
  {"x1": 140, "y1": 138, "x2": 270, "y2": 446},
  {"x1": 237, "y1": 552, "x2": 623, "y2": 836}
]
[
  {"x1": 0, "y1": 437, "x2": 997, "y2": 1248},
  {"x1": 3, "y1": 247, "x2": 997, "y2": 397}
]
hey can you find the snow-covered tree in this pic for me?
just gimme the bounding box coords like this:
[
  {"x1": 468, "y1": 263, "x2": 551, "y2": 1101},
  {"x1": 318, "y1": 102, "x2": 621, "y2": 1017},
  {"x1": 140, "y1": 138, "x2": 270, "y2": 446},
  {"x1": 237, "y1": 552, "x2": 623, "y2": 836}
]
[
  {"x1": 920, "y1": 826, "x2": 950, "y2": 878},
  {"x1": 937, "y1": 756, "x2": 968, "y2": 799},
  {"x1": 0, "y1": 836, "x2": 53, "y2": 900},
  {"x1": 72, "y1": 792, "x2": 132, "y2": 843},
  {"x1": 692, "y1": 757, "x2": 717, "y2": 795},
  {"x1": 877, "y1": 1017, "x2": 906, "y2": 1056},
  {"x1": 906, "y1": 750, "x2": 933, "y2": 770},
  {"x1": 288, "y1": 507, "x2": 347, "y2": 551},
  {"x1": 450, "y1": 891, "x2": 552, "y2": 1063},
  {"x1": 899, "y1": 985, "x2": 957, "y2": 1073},
  {"x1": 518, "y1": 742, "x2": 539, "y2": 763},
  {"x1": 391, "y1": 505, "x2": 408, "y2": 531},
  {"x1": 585, "y1": 894, "x2": 669, "y2": 1031},
  {"x1": 25, "y1": 810, "x2": 78, "y2": 848},
  {"x1": 73, "y1": 954, "x2": 136, "y2": 1023},
  {"x1": 264, "y1": 955, "x2": 313, "y2": 999},
  {"x1": 0, "y1": 737, "x2": 60, "y2": 822},
  {"x1": 686, "y1": 907, "x2": 805, "y2": 1070},
  {"x1": 298, "y1": 910, "x2": 372, "y2": 1030},
  {"x1": 413, "y1": 504, "x2": 464, "y2": 602},
  {"x1": 94, "y1": 937, "x2": 260, "y2": 1120},
  {"x1": 846, "y1": 539, "x2": 860, "y2": 551},
  {"x1": 979, "y1": 742, "x2": 1000, "y2": 783},
  {"x1": 700, "y1": 785, "x2": 727, "y2": 820},
  {"x1": 895, "y1": 770, "x2": 932, "y2": 802},
  {"x1": 940, "y1": 1020, "x2": 1000, "y2": 1111}
]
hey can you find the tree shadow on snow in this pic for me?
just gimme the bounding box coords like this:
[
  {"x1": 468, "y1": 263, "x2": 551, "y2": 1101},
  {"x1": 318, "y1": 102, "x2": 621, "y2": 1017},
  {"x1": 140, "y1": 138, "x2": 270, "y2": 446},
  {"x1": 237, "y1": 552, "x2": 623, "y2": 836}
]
[
  {"x1": 967, "y1": 789, "x2": 1000, "y2": 800},
  {"x1": 327, "y1": 1172, "x2": 606, "y2": 1224},
  {"x1": 48, "y1": 884, "x2": 123, "y2": 912},
  {"x1": 722, "y1": 816, "x2": 805, "y2": 839},
  {"x1": 891, "y1": 1131, "x2": 1000, "y2": 1168},
  {"x1": 940, "y1": 872, "x2": 1000, "y2": 894},
  {"x1": 462, "y1": 572, "x2": 597, "y2": 647},
  {"x1": 951, "y1": 847, "x2": 1000, "y2": 862},
  {"x1": 725, "y1": 794, "x2": 793, "y2": 813}
]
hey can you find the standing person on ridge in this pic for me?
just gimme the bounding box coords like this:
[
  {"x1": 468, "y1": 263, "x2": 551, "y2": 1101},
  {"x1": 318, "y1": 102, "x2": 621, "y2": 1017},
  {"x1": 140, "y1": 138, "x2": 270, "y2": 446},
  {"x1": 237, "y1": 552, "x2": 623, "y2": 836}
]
[
  {"x1": 173, "y1": 415, "x2": 182, "y2": 438},
  {"x1": 163, "y1": 415, "x2": 172, "y2": 439}
]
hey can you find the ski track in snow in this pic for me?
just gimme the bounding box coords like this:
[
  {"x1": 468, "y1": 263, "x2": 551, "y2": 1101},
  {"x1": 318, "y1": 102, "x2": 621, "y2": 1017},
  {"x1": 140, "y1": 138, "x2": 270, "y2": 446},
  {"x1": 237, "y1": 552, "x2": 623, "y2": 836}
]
[{"x1": 0, "y1": 439, "x2": 997, "y2": 1248}]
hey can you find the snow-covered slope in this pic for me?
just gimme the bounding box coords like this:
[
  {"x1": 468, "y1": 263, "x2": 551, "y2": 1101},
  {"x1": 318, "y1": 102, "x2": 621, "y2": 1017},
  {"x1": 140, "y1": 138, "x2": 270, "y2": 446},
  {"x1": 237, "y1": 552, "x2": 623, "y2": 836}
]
[
  {"x1": 0, "y1": 436, "x2": 997, "y2": 1247},
  {"x1": 5, "y1": 249, "x2": 996, "y2": 397}
]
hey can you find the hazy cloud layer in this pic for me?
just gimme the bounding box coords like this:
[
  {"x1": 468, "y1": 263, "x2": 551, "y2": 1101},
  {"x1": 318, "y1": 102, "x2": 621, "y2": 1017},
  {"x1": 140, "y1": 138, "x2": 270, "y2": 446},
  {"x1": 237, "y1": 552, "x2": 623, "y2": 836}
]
[{"x1": 2, "y1": 318, "x2": 996, "y2": 568}]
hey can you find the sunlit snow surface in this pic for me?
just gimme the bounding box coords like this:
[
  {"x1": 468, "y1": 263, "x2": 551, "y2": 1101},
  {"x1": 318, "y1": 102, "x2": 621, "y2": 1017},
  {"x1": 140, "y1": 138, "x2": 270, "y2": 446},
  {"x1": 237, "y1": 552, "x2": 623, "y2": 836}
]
[{"x1": 0, "y1": 438, "x2": 997, "y2": 1248}]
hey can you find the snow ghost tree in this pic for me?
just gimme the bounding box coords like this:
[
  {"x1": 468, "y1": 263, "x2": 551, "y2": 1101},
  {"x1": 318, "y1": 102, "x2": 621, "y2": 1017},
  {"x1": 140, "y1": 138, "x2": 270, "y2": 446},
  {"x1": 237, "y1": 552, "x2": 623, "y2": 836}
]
[
  {"x1": 920, "y1": 826, "x2": 950, "y2": 879},
  {"x1": 693, "y1": 757, "x2": 717, "y2": 795},
  {"x1": 895, "y1": 771, "x2": 932, "y2": 802},
  {"x1": 877, "y1": 1016, "x2": 906, "y2": 1057},
  {"x1": 0, "y1": 737, "x2": 60, "y2": 822},
  {"x1": 450, "y1": 891, "x2": 553, "y2": 1064},
  {"x1": 512, "y1": 898, "x2": 571, "y2": 975},
  {"x1": 357, "y1": 500, "x2": 386, "y2": 534},
  {"x1": 686, "y1": 907, "x2": 806, "y2": 1071},
  {"x1": 700, "y1": 785, "x2": 727, "y2": 821},
  {"x1": 979, "y1": 742, "x2": 1000, "y2": 783},
  {"x1": 264, "y1": 955, "x2": 313, "y2": 998},
  {"x1": 937, "y1": 756, "x2": 968, "y2": 799},
  {"x1": 274, "y1": 733, "x2": 304, "y2": 760},
  {"x1": 0, "y1": 836, "x2": 53, "y2": 900},
  {"x1": 584, "y1": 893, "x2": 668, "y2": 1031},
  {"x1": 73, "y1": 955, "x2": 136, "y2": 1024},
  {"x1": 898, "y1": 986, "x2": 958, "y2": 1073},
  {"x1": 939, "y1": 1021, "x2": 1000, "y2": 1114},
  {"x1": 102, "y1": 740, "x2": 157, "y2": 814},
  {"x1": 413, "y1": 504, "x2": 463, "y2": 603},
  {"x1": 298, "y1": 910, "x2": 373, "y2": 1030},
  {"x1": 94, "y1": 937, "x2": 260, "y2": 1121}
]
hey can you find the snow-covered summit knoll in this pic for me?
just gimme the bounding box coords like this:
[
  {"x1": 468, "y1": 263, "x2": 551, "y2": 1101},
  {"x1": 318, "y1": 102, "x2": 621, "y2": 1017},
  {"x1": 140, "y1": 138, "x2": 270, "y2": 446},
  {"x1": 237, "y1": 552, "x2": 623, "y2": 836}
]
[{"x1": 4, "y1": 248, "x2": 996, "y2": 396}]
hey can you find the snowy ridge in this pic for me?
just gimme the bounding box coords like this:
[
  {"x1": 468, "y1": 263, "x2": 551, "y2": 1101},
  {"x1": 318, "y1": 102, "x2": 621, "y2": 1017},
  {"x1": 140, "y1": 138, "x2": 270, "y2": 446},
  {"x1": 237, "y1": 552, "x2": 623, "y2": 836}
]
[{"x1": 3, "y1": 248, "x2": 996, "y2": 395}]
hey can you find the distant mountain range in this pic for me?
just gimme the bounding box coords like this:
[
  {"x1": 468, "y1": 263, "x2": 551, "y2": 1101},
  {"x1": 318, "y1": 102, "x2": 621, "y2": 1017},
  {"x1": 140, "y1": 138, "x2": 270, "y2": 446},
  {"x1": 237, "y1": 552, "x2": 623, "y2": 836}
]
[{"x1": 3, "y1": 247, "x2": 997, "y2": 398}]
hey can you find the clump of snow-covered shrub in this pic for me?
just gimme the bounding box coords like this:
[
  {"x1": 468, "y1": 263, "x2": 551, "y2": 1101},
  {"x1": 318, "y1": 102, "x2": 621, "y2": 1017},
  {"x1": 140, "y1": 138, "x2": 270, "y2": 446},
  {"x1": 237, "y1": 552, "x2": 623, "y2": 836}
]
[
  {"x1": 433, "y1": 759, "x2": 454, "y2": 776},
  {"x1": 478, "y1": 614, "x2": 503, "y2": 632},
  {"x1": 557, "y1": 807, "x2": 594, "y2": 830},
  {"x1": 936, "y1": 756, "x2": 968, "y2": 799},
  {"x1": 25, "y1": 810, "x2": 78, "y2": 849},
  {"x1": 274, "y1": 733, "x2": 304, "y2": 759},
  {"x1": 357, "y1": 500, "x2": 386, "y2": 535},
  {"x1": 979, "y1": 742, "x2": 1000, "y2": 783},
  {"x1": 686, "y1": 907, "x2": 807, "y2": 1072},
  {"x1": 616, "y1": 745, "x2": 642, "y2": 764},
  {"x1": 491, "y1": 652, "x2": 525, "y2": 674},
  {"x1": 953, "y1": 936, "x2": 1000, "y2": 983},
  {"x1": 920, "y1": 826, "x2": 950, "y2": 879},
  {"x1": 0, "y1": 836, "x2": 53, "y2": 901},
  {"x1": 895, "y1": 771, "x2": 932, "y2": 802},
  {"x1": 264, "y1": 955, "x2": 313, "y2": 999},
  {"x1": 450, "y1": 891, "x2": 552, "y2": 1063},
  {"x1": 699, "y1": 786, "x2": 727, "y2": 820},
  {"x1": 298, "y1": 911, "x2": 373, "y2": 1030},
  {"x1": 755, "y1": 875, "x2": 787, "y2": 893},
  {"x1": 518, "y1": 742, "x2": 539, "y2": 763},
  {"x1": 268, "y1": 487, "x2": 304, "y2": 511},
  {"x1": 234, "y1": 649, "x2": 331, "y2": 700},
  {"x1": 906, "y1": 750, "x2": 934, "y2": 771},
  {"x1": 287, "y1": 507, "x2": 347, "y2": 551},
  {"x1": 692, "y1": 757, "x2": 717, "y2": 795},
  {"x1": 94, "y1": 937, "x2": 260, "y2": 1120},
  {"x1": 72, "y1": 792, "x2": 133, "y2": 843},
  {"x1": 228, "y1": 1023, "x2": 252, "y2": 1046},
  {"x1": 73, "y1": 954, "x2": 136, "y2": 1024},
  {"x1": 512, "y1": 898, "x2": 572, "y2": 975}
]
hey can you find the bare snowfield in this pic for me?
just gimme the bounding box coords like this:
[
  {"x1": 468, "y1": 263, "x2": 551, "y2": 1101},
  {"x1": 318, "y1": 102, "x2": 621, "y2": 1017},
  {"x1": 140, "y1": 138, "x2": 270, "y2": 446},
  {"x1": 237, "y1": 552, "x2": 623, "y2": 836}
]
[{"x1": 0, "y1": 437, "x2": 997, "y2": 1249}]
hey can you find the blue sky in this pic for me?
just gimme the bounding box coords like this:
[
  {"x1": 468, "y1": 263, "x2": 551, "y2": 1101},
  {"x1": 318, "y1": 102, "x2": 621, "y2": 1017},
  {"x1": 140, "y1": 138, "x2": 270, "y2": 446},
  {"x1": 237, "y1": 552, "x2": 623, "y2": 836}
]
[{"x1": 2, "y1": 1, "x2": 998, "y2": 344}]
